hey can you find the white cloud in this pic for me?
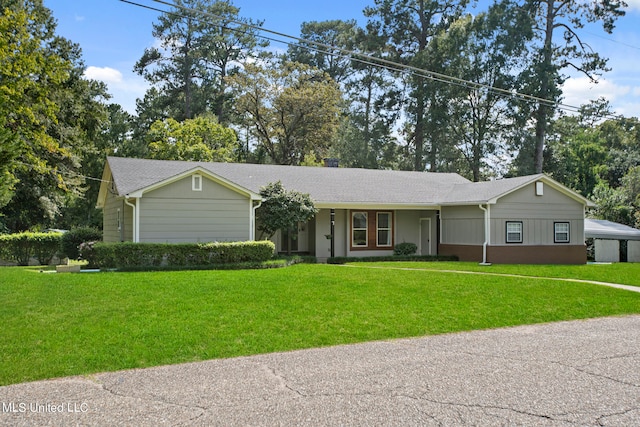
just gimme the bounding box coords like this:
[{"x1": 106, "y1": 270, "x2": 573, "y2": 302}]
[
  {"x1": 562, "y1": 76, "x2": 630, "y2": 107},
  {"x1": 74, "y1": 14, "x2": 85, "y2": 22},
  {"x1": 84, "y1": 66, "x2": 123, "y2": 84},
  {"x1": 625, "y1": 0, "x2": 640, "y2": 11},
  {"x1": 84, "y1": 66, "x2": 149, "y2": 114}
]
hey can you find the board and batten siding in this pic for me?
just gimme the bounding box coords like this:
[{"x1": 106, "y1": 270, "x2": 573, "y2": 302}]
[
  {"x1": 440, "y1": 205, "x2": 485, "y2": 245},
  {"x1": 138, "y1": 174, "x2": 251, "y2": 243},
  {"x1": 490, "y1": 182, "x2": 584, "y2": 246}
]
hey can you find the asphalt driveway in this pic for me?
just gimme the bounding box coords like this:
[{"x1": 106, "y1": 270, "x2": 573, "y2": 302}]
[{"x1": 1, "y1": 315, "x2": 639, "y2": 426}]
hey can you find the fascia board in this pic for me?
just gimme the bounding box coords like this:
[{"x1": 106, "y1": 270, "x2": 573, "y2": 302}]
[
  {"x1": 314, "y1": 202, "x2": 441, "y2": 210},
  {"x1": 491, "y1": 175, "x2": 594, "y2": 207},
  {"x1": 126, "y1": 166, "x2": 262, "y2": 200},
  {"x1": 96, "y1": 162, "x2": 113, "y2": 208}
]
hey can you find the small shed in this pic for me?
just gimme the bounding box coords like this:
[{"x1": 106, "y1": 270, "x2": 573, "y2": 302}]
[{"x1": 585, "y1": 219, "x2": 640, "y2": 262}]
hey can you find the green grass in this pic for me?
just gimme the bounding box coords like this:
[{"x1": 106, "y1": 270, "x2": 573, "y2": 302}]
[
  {"x1": 357, "y1": 261, "x2": 640, "y2": 287},
  {"x1": 1, "y1": 263, "x2": 639, "y2": 386}
]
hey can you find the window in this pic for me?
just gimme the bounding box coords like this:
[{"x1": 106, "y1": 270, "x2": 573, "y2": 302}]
[
  {"x1": 554, "y1": 222, "x2": 570, "y2": 243},
  {"x1": 377, "y1": 212, "x2": 392, "y2": 247},
  {"x1": 192, "y1": 174, "x2": 202, "y2": 191},
  {"x1": 116, "y1": 208, "x2": 122, "y2": 231},
  {"x1": 352, "y1": 212, "x2": 368, "y2": 247},
  {"x1": 506, "y1": 221, "x2": 523, "y2": 243},
  {"x1": 351, "y1": 211, "x2": 394, "y2": 250}
]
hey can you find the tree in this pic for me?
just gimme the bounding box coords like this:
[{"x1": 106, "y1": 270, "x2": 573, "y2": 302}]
[
  {"x1": 0, "y1": 1, "x2": 68, "y2": 212},
  {"x1": 520, "y1": 0, "x2": 626, "y2": 173},
  {"x1": 431, "y1": 2, "x2": 531, "y2": 181},
  {"x1": 287, "y1": 20, "x2": 359, "y2": 84},
  {"x1": 146, "y1": 115, "x2": 238, "y2": 162},
  {"x1": 0, "y1": 127, "x2": 19, "y2": 213},
  {"x1": 365, "y1": 0, "x2": 469, "y2": 171},
  {"x1": 228, "y1": 61, "x2": 342, "y2": 165},
  {"x1": 256, "y1": 181, "x2": 318, "y2": 254},
  {"x1": 134, "y1": 0, "x2": 267, "y2": 124},
  {"x1": 0, "y1": 0, "x2": 109, "y2": 231}
]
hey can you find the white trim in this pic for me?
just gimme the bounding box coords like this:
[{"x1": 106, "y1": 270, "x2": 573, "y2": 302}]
[
  {"x1": 250, "y1": 200, "x2": 262, "y2": 240},
  {"x1": 487, "y1": 175, "x2": 593, "y2": 207},
  {"x1": 192, "y1": 174, "x2": 202, "y2": 191},
  {"x1": 554, "y1": 222, "x2": 570, "y2": 243},
  {"x1": 127, "y1": 166, "x2": 261, "y2": 200},
  {"x1": 315, "y1": 202, "x2": 441, "y2": 210},
  {"x1": 478, "y1": 204, "x2": 490, "y2": 264},
  {"x1": 351, "y1": 211, "x2": 368, "y2": 248},
  {"x1": 376, "y1": 212, "x2": 392, "y2": 247},
  {"x1": 506, "y1": 221, "x2": 523, "y2": 244},
  {"x1": 124, "y1": 198, "x2": 138, "y2": 243}
]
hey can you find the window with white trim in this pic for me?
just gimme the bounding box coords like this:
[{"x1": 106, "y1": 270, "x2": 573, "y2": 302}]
[
  {"x1": 192, "y1": 174, "x2": 202, "y2": 191},
  {"x1": 377, "y1": 212, "x2": 392, "y2": 247},
  {"x1": 506, "y1": 221, "x2": 523, "y2": 243},
  {"x1": 554, "y1": 222, "x2": 570, "y2": 243},
  {"x1": 116, "y1": 208, "x2": 122, "y2": 231},
  {"x1": 352, "y1": 212, "x2": 368, "y2": 247}
]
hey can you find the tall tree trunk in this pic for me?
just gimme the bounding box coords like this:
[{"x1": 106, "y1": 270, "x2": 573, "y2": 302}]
[
  {"x1": 414, "y1": 85, "x2": 426, "y2": 171},
  {"x1": 534, "y1": 0, "x2": 556, "y2": 174}
]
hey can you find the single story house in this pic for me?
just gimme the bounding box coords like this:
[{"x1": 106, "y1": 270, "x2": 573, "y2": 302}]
[{"x1": 97, "y1": 157, "x2": 595, "y2": 264}]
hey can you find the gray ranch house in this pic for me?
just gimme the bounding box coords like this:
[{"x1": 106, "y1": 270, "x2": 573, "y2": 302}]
[{"x1": 97, "y1": 157, "x2": 595, "y2": 264}]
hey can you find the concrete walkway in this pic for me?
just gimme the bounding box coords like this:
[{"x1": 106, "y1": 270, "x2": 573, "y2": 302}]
[
  {"x1": 342, "y1": 264, "x2": 640, "y2": 294},
  {"x1": 1, "y1": 315, "x2": 639, "y2": 426}
]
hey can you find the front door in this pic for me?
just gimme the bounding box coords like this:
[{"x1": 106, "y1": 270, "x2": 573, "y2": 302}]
[
  {"x1": 282, "y1": 222, "x2": 309, "y2": 253},
  {"x1": 420, "y1": 218, "x2": 432, "y2": 255}
]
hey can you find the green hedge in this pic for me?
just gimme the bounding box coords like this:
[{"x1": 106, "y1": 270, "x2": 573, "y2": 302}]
[
  {"x1": 60, "y1": 227, "x2": 102, "y2": 260},
  {"x1": 82, "y1": 240, "x2": 276, "y2": 269},
  {"x1": 327, "y1": 254, "x2": 459, "y2": 264},
  {"x1": 0, "y1": 232, "x2": 63, "y2": 266}
]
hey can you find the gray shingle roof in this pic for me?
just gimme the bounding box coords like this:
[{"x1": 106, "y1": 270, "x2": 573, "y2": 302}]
[{"x1": 105, "y1": 157, "x2": 590, "y2": 207}]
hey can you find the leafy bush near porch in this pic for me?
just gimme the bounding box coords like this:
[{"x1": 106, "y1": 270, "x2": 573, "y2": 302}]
[
  {"x1": 0, "y1": 232, "x2": 63, "y2": 265},
  {"x1": 82, "y1": 240, "x2": 276, "y2": 269},
  {"x1": 394, "y1": 242, "x2": 418, "y2": 256}
]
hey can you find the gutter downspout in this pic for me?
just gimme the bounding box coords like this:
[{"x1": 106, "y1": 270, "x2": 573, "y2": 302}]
[
  {"x1": 479, "y1": 204, "x2": 492, "y2": 265},
  {"x1": 124, "y1": 197, "x2": 138, "y2": 243},
  {"x1": 251, "y1": 200, "x2": 262, "y2": 240}
]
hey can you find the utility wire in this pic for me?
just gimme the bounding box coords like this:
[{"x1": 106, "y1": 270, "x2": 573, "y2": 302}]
[
  {"x1": 14, "y1": 161, "x2": 110, "y2": 184},
  {"x1": 119, "y1": 0, "x2": 622, "y2": 119}
]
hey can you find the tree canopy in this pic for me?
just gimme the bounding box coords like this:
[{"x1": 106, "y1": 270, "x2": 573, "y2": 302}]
[
  {"x1": 256, "y1": 181, "x2": 318, "y2": 241},
  {"x1": 2, "y1": 0, "x2": 639, "y2": 232}
]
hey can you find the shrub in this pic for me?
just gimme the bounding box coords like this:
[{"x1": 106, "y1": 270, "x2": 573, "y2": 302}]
[
  {"x1": 394, "y1": 242, "x2": 418, "y2": 256},
  {"x1": 327, "y1": 254, "x2": 458, "y2": 264},
  {"x1": 84, "y1": 240, "x2": 276, "y2": 269},
  {"x1": 60, "y1": 227, "x2": 103, "y2": 260},
  {"x1": 0, "y1": 232, "x2": 63, "y2": 266}
]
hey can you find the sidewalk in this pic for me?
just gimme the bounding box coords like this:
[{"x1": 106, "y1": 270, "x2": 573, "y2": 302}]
[{"x1": 1, "y1": 315, "x2": 639, "y2": 426}]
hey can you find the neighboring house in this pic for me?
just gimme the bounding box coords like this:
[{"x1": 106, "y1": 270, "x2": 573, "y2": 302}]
[
  {"x1": 585, "y1": 219, "x2": 640, "y2": 262},
  {"x1": 97, "y1": 157, "x2": 595, "y2": 264}
]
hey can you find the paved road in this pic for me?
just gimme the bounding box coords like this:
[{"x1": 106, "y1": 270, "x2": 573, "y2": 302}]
[{"x1": 1, "y1": 315, "x2": 639, "y2": 426}]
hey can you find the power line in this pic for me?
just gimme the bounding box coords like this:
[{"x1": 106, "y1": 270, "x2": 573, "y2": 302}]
[
  {"x1": 14, "y1": 161, "x2": 110, "y2": 184},
  {"x1": 118, "y1": 0, "x2": 622, "y2": 120}
]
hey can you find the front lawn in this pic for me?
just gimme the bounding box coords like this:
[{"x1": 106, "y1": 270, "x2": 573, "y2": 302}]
[{"x1": 1, "y1": 264, "x2": 639, "y2": 386}]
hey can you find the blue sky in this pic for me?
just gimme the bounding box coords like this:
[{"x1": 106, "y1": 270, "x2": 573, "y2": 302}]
[{"x1": 43, "y1": 0, "x2": 640, "y2": 118}]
